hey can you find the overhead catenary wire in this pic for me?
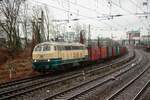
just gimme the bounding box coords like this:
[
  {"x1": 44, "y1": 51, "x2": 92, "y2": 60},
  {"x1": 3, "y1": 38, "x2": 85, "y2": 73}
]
[
  {"x1": 64, "y1": 0, "x2": 125, "y2": 30},
  {"x1": 28, "y1": 0, "x2": 119, "y2": 30},
  {"x1": 63, "y1": 0, "x2": 106, "y2": 15},
  {"x1": 106, "y1": 0, "x2": 148, "y2": 31},
  {"x1": 105, "y1": 0, "x2": 134, "y2": 15},
  {"x1": 103, "y1": 0, "x2": 126, "y2": 30},
  {"x1": 129, "y1": 0, "x2": 149, "y2": 29},
  {"x1": 28, "y1": 1, "x2": 148, "y2": 29},
  {"x1": 129, "y1": 0, "x2": 145, "y2": 13},
  {"x1": 49, "y1": 0, "x2": 126, "y2": 30}
]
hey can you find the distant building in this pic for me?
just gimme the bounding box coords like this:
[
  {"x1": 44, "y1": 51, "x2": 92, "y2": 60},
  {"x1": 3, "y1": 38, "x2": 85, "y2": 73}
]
[
  {"x1": 141, "y1": 35, "x2": 150, "y2": 41},
  {"x1": 140, "y1": 35, "x2": 150, "y2": 45},
  {"x1": 125, "y1": 31, "x2": 140, "y2": 45}
]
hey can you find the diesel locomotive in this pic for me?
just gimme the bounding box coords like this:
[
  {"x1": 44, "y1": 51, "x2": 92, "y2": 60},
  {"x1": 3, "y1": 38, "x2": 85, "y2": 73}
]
[{"x1": 32, "y1": 42, "x2": 88, "y2": 72}]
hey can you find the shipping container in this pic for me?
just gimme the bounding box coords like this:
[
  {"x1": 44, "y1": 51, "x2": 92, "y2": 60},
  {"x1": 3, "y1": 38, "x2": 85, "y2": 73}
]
[
  {"x1": 112, "y1": 47, "x2": 115, "y2": 57},
  {"x1": 116, "y1": 46, "x2": 120, "y2": 56},
  {"x1": 100, "y1": 46, "x2": 108, "y2": 59},
  {"x1": 121, "y1": 47, "x2": 126, "y2": 55},
  {"x1": 107, "y1": 46, "x2": 112, "y2": 57},
  {"x1": 112, "y1": 46, "x2": 118, "y2": 57},
  {"x1": 88, "y1": 46, "x2": 100, "y2": 61},
  {"x1": 115, "y1": 46, "x2": 117, "y2": 56}
]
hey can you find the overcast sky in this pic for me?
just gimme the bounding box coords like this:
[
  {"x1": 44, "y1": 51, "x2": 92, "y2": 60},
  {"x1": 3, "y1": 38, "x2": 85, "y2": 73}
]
[{"x1": 27, "y1": 0, "x2": 150, "y2": 40}]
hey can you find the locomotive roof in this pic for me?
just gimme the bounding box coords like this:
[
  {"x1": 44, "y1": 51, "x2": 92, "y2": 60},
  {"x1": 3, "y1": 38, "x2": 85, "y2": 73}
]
[{"x1": 36, "y1": 42, "x2": 85, "y2": 46}]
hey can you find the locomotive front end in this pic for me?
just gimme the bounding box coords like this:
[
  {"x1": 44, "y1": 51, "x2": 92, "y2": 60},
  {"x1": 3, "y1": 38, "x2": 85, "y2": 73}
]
[{"x1": 32, "y1": 43, "x2": 61, "y2": 72}]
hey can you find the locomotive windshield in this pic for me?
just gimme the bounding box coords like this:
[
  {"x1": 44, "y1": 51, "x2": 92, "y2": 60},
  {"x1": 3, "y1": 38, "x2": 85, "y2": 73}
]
[
  {"x1": 34, "y1": 44, "x2": 51, "y2": 51},
  {"x1": 34, "y1": 45, "x2": 42, "y2": 51},
  {"x1": 43, "y1": 44, "x2": 51, "y2": 51}
]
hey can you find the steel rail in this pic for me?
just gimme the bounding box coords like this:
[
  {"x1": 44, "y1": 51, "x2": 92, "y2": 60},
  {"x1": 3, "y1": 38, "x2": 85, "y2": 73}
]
[
  {"x1": 132, "y1": 80, "x2": 150, "y2": 100},
  {"x1": 43, "y1": 52, "x2": 140, "y2": 100},
  {"x1": 0, "y1": 52, "x2": 134, "y2": 100},
  {"x1": 107, "y1": 56, "x2": 150, "y2": 100},
  {"x1": 0, "y1": 52, "x2": 130, "y2": 90}
]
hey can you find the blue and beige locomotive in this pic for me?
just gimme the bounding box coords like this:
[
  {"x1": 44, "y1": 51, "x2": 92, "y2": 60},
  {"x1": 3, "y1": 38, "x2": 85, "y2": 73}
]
[{"x1": 32, "y1": 42, "x2": 88, "y2": 72}]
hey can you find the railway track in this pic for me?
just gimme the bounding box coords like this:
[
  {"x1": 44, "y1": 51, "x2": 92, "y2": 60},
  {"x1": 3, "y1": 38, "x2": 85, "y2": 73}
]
[
  {"x1": 132, "y1": 80, "x2": 150, "y2": 100},
  {"x1": 0, "y1": 74, "x2": 50, "y2": 90},
  {"x1": 0, "y1": 51, "x2": 129, "y2": 90},
  {"x1": 0, "y1": 53, "x2": 131, "y2": 94},
  {"x1": 0, "y1": 51, "x2": 134, "y2": 100},
  {"x1": 106, "y1": 51, "x2": 150, "y2": 100},
  {"x1": 43, "y1": 51, "x2": 141, "y2": 100}
]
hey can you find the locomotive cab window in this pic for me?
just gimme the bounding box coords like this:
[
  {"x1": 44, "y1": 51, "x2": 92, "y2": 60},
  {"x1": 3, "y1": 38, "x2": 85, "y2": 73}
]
[
  {"x1": 34, "y1": 45, "x2": 42, "y2": 51},
  {"x1": 43, "y1": 44, "x2": 51, "y2": 51},
  {"x1": 34, "y1": 44, "x2": 51, "y2": 51}
]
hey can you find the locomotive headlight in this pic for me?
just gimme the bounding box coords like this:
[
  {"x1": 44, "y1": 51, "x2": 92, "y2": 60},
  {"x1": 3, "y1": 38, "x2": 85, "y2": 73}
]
[
  {"x1": 48, "y1": 59, "x2": 50, "y2": 62},
  {"x1": 34, "y1": 60, "x2": 37, "y2": 62}
]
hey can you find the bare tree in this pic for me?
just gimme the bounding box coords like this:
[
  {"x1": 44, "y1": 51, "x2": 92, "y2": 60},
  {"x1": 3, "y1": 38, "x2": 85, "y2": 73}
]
[
  {"x1": 74, "y1": 22, "x2": 82, "y2": 35},
  {"x1": 32, "y1": 7, "x2": 41, "y2": 44},
  {"x1": 21, "y1": 2, "x2": 28, "y2": 48},
  {"x1": 32, "y1": 7, "x2": 46, "y2": 44},
  {"x1": 73, "y1": 22, "x2": 82, "y2": 42},
  {"x1": 0, "y1": 0, "x2": 25, "y2": 50},
  {"x1": 44, "y1": 6, "x2": 51, "y2": 41},
  {"x1": 43, "y1": 6, "x2": 59, "y2": 41}
]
